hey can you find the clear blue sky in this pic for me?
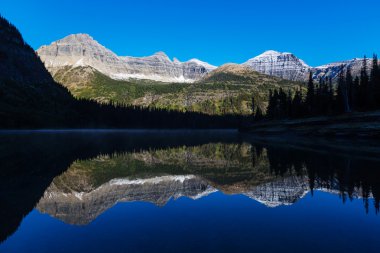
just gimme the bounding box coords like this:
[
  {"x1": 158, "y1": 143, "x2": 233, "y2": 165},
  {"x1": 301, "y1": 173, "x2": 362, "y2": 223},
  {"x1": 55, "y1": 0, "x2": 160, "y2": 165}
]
[{"x1": 1, "y1": 0, "x2": 379, "y2": 67}]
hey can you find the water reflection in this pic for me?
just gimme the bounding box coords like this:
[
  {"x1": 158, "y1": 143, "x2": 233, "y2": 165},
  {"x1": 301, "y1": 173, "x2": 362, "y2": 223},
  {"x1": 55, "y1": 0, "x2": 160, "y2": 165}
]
[
  {"x1": 35, "y1": 141, "x2": 380, "y2": 226},
  {"x1": 1, "y1": 130, "x2": 380, "y2": 249}
]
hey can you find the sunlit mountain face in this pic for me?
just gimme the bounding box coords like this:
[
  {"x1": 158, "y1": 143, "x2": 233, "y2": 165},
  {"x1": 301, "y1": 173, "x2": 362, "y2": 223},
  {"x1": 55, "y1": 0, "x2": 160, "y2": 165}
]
[{"x1": 1, "y1": 131, "x2": 380, "y2": 253}]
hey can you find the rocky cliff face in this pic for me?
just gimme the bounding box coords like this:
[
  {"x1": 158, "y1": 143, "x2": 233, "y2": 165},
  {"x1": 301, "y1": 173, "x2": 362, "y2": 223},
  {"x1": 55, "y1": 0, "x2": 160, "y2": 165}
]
[
  {"x1": 37, "y1": 34, "x2": 216, "y2": 83},
  {"x1": 242, "y1": 50, "x2": 310, "y2": 81}
]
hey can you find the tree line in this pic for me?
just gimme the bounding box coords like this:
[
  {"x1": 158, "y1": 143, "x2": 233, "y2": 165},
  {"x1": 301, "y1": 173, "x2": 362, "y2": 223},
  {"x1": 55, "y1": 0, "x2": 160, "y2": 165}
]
[
  {"x1": 70, "y1": 98, "x2": 245, "y2": 129},
  {"x1": 252, "y1": 55, "x2": 380, "y2": 120}
]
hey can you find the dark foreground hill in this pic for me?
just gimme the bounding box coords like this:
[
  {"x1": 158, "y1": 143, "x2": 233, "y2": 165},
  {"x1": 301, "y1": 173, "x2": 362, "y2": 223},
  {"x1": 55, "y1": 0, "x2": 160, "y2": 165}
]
[{"x1": 0, "y1": 15, "x2": 77, "y2": 128}]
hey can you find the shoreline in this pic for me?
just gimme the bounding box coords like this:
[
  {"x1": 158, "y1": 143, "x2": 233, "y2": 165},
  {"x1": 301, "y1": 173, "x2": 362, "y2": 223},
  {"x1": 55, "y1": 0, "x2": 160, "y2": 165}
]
[{"x1": 239, "y1": 111, "x2": 380, "y2": 139}]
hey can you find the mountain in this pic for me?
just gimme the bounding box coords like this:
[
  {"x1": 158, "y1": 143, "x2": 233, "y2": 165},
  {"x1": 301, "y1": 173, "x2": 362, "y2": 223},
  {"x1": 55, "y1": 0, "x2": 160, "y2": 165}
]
[
  {"x1": 313, "y1": 58, "x2": 370, "y2": 80},
  {"x1": 242, "y1": 50, "x2": 373, "y2": 82},
  {"x1": 37, "y1": 34, "x2": 216, "y2": 83},
  {"x1": 0, "y1": 16, "x2": 76, "y2": 128},
  {"x1": 242, "y1": 50, "x2": 310, "y2": 81}
]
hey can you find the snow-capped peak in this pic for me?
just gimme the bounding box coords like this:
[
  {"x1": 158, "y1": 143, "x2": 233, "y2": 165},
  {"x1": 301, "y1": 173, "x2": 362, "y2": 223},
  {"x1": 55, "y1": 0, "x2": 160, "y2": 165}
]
[
  {"x1": 242, "y1": 50, "x2": 310, "y2": 81},
  {"x1": 187, "y1": 58, "x2": 217, "y2": 70},
  {"x1": 254, "y1": 50, "x2": 298, "y2": 60},
  {"x1": 258, "y1": 50, "x2": 282, "y2": 57}
]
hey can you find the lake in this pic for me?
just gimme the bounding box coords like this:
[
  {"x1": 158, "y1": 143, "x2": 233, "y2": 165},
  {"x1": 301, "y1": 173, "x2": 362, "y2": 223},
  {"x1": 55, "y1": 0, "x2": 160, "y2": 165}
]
[{"x1": 0, "y1": 130, "x2": 379, "y2": 253}]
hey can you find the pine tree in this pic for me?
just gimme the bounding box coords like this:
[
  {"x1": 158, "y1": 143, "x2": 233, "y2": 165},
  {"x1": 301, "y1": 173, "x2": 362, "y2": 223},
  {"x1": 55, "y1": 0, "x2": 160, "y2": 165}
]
[
  {"x1": 255, "y1": 106, "x2": 264, "y2": 121},
  {"x1": 359, "y1": 55, "x2": 369, "y2": 110},
  {"x1": 251, "y1": 96, "x2": 255, "y2": 120},
  {"x1": 306, "y1": 71, "x2": 315, "y2": 115},
  {"x1": 344, "y1": 66, "x2": 352, "y2": 112},
  {"x1": 327, "y1": 77, "x2": 334, "y2": 113},
  {"x1": 278, "y1": 88, "x2": 288, "y2": 118},
  {"x1": 291, "y1": 88, "x2": 303, "y2": 118},
  {"x1": 266, "y1": 90, "x2": 274, "y2": 119},
  {"x1": 370, "y1": 54, "x2": 380, "y2": 108},
  {"x1": 286, "y1": 90, "x2": 293, "y2": 117},
  {"x1": 336, "y1": 69, "x2": 346, "y2": 113},
  {"x1": 351, "y1": 76, "x2": 360, "y2": 111},
  {"x1": 272, "y1": 89, "x2": 280, "y2": 118}
]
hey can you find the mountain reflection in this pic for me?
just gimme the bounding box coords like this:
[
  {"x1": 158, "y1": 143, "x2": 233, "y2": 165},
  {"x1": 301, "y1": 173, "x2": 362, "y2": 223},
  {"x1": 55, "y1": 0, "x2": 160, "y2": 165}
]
[
  {"x1": 37, "y1": 142, "x2": 380, "y2": 226},
  {"x1": 1, "y1": 131, "x2": 380, "y2": 243}
]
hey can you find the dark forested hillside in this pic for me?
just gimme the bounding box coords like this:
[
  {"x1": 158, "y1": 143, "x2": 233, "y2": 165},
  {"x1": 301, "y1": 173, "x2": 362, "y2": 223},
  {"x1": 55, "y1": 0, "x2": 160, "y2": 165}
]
[{"x1": 0, "y1": 15, "x2": 78, "y2": 127}]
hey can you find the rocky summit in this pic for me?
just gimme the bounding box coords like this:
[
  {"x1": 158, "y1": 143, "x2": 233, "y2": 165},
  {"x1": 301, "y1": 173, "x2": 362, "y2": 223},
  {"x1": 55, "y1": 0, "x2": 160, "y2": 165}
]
[
  {"x1": 243, "y1": 50, "x2": 310, "y2": 81},
  {"x1": 37, "y1": 34, "x2": 216, "y2": 83}
]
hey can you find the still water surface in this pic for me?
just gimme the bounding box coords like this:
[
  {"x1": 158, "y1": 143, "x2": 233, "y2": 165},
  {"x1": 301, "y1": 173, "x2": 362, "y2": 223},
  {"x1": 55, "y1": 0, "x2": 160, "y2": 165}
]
[{"x1": 0, "y1": 130, "x2": 379, "y2": 253}]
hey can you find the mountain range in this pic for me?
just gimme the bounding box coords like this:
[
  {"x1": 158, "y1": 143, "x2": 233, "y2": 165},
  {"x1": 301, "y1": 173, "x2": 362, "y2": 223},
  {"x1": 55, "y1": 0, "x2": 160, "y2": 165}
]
[
  {"x1": 37, "y1": 34, "x2": 216, "y2": 83},
  {"x1": 35, "y1": 34, "x2": 306, "y2": 115},
  {"x1": 37, "y1": 34, "x2": 372, "y2": 83}
]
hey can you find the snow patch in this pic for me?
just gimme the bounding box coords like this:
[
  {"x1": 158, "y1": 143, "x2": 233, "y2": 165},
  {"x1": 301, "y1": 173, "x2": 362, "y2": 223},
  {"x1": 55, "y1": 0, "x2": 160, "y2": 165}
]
[
  {"x1": 110, "y1": 73, "x2": 195, "y2": 83},
  {"x1": 109, "y1": 175, "x2": 197, "y2": 186},
  {"x1": 187, "y1": 59, "x2": 217, "y2": 70}
]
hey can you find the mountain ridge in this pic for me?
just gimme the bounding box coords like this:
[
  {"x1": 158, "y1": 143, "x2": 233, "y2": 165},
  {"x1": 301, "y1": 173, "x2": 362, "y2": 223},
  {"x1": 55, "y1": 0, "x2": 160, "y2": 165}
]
[
  {"x1": 37, "y1": 33, "x2": 217, "y2": 83},
  {"x1": 37, "y1": 34, "x2": 373, "y2": 84}
]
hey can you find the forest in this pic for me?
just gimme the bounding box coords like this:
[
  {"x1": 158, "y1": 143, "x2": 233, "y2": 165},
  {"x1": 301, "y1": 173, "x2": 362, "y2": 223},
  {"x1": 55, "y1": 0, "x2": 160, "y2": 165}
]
[{"x1": 254, "y1": 55, "x2": 380, "y2": 120}]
